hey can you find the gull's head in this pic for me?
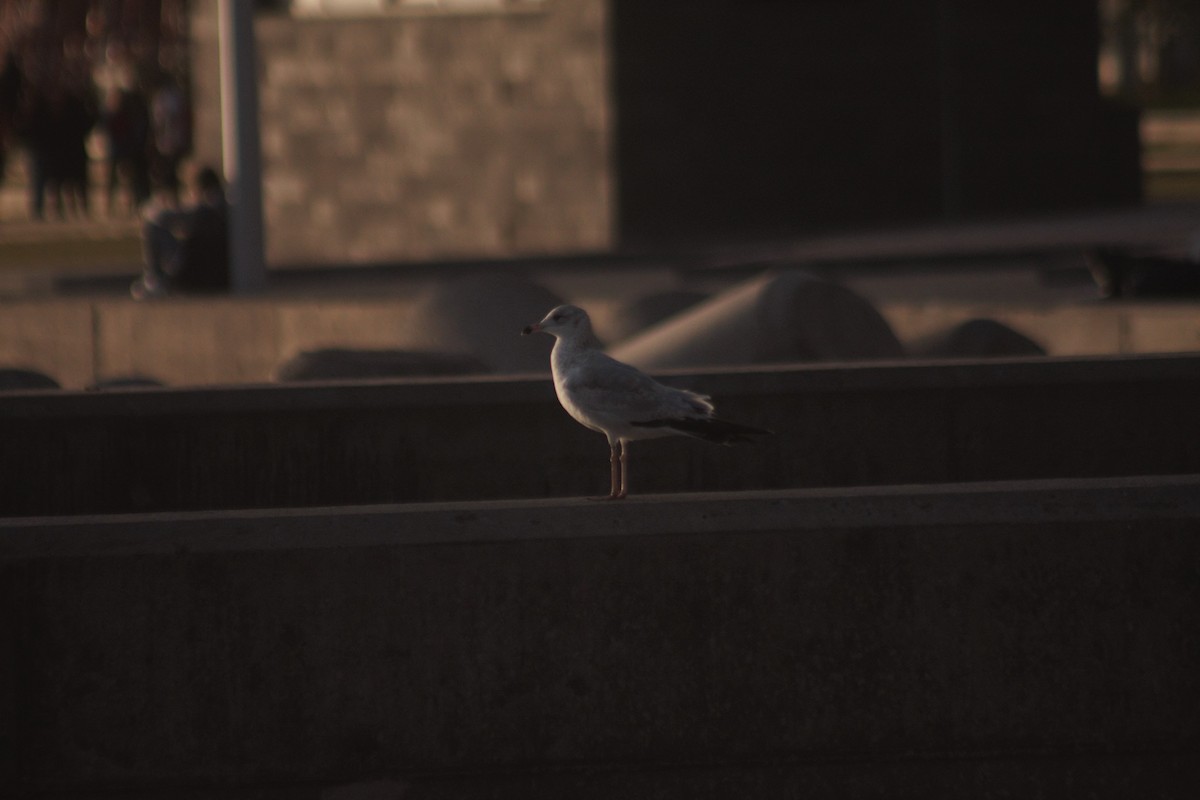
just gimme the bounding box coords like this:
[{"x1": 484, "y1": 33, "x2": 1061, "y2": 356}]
[{"x1": 522, "y1": 304, "x2": 592, "y2": 340}]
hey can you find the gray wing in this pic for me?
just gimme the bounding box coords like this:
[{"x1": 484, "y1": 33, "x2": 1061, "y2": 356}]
[{"x1": 564, "y1": 351, "x2": 713, "y2": 420}]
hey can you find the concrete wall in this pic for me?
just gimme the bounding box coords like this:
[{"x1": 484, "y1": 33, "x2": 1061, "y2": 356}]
[
  {"x1": 0, "y1": 295, "x2": 421, "y2": 388},
  {"x1": 0, "y1": 301, "x2": 97, "y2": 387},
  {"x1": 7, "y1": 291, "x2": 1200, "y2": 389},
  {"x1": 3, "y1": 477, "x2": 1198, "y2": 797},
  {"x1": 3, "y1": 354, "x2": 1200, "y2": 517},
  {"x1": 879, "y1": 299, "x2": 1198, "y2": 356},
  {"x1": 190, "y1": 1, "x2": 612, "y2": 265}
]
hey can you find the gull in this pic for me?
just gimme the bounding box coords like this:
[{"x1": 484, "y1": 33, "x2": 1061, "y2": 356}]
[{"x1": 522, "y1": 304, "x2": 770, "y2": 499}]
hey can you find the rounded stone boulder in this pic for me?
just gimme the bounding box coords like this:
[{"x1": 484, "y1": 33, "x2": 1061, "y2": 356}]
[
  {"x1": 608, "y1": 270, "x2": 903, "y2": 370},
  {"x1": 402, "y1": 275, "x2": 563, "y2": 373},
  {"x1": 602, "y1": 290, "x2": 711, "y2": 345},
  {"x1": 275, "y1": 348, "x2": 490, "y2": 381},
  {"x1": 907, "y1": 318, "x2": 1046, "y2": 359},
  {"x1": 87, "y1": 375, "x2": 166, "y2": 391},
  {"x1": 0, "y1": 368, "x2": 60, "y2": 391}
]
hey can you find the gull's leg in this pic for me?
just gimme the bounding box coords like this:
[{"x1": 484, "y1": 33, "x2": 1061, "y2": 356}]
[
  {"x1": 616, "y1": 440, "x2": 629, "y2": 499},
  {"x1": 607, "y1": 441, "x2": 621, "y2": 499},
  {"x1": 588, "y1": 442, "x2": 623, "y2": 501}
]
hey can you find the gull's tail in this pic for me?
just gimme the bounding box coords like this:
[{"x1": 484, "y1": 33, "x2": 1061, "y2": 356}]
[{"x1": 631, "y1": 416, "x2": 773, "y2": 444}]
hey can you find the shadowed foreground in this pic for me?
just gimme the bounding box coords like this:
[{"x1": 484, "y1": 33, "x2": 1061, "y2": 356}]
[{"x1": 2, "y1": 477, "x2": 1198, "y2": 798}]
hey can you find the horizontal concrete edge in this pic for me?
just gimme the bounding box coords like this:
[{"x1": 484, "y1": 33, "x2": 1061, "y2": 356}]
[
  {"x1": 3, "y1": 474, "x2": 1198, "y2": 559},
  {"x1": 2, "y1": 351, "x2": 1200, "y2": 418}
]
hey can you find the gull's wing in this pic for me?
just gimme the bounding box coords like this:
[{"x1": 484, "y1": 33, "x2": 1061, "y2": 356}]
[{"x1": 563, "y1": 350, "x2": 713, "y2": 421}]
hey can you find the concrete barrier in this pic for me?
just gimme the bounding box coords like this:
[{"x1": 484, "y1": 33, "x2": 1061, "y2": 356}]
[
  {"x1": 399, "y1": 275, "x2": 562, "y2": 372},
  {"x1": 0, "y1": 300, "x2": 96, "y2": 388},
  {"x1": 600, "y1": 289, "x2": 711, "y2": 344},
  {"x1": 4, "y1": 290, "x2": 1200, "y2": 389},
  {"x1": 275, "y1": 348, "x2": 491, "y2": 381},
  {"x1": 875, "y1": 297, "x2": 1200, "y2": 357},
  {"x1": 0, "y1": 368, "x2": 59, "y2": 391},
  {"x1": 3, "y1": 353, "x2": 1200, "y2": 517},
  {"x1": 906, "y1": 318, "x2": 1047, "y2": 358},
  {"x1": 3, "y1": 476, "x2": 1198, "y2": 797},
  {"x1": 610, "y1": 271, "x2": 905, "y2": 369}
]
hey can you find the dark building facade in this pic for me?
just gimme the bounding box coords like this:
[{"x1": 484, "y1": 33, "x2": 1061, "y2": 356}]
[{"x1": 611, "y1": 0, "x2": 1141, "y2": 246}]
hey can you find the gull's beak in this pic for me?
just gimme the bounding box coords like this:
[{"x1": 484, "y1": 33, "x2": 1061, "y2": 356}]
[{"x1": 522, "y1": 323, "x2": 541, "y2": 336}]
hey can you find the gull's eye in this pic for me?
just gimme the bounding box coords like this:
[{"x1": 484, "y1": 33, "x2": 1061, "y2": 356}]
[{"x1": 551, "y1": 313, "x2": 563, "y2": 322}]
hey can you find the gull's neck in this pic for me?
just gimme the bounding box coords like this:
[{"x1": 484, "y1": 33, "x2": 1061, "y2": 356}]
[
  {"x1": 555, "y1": 327, "x2": 602, "y2": 353},
  {"x1": 551, "y1": 328, "x2": 601, "y2": 377}
]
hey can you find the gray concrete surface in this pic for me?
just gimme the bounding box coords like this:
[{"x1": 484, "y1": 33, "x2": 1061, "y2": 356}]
[
  {"x1": 3, "y1": 353, "x2": 1200, "y2": 517},
  {"x1": 3, "y1": 476, "x2": 1198, "y2": 798}
]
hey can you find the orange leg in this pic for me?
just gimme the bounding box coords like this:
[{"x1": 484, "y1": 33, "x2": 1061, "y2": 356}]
[
  {"x1": 615, "y1": 441, "x2": 629, "y2": 499},
  {"x1": 609, "y1": 442, "x2": 621, "y2": 499},
  {"x1": 589, "y1": 441, "x2": 630, "y2": 501}
]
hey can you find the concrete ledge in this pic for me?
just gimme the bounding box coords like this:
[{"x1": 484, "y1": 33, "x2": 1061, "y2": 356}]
[
  {"x1": 4, "y1": 354, "x2": 1200, "y2": 516},
  {"x1": 4, "y1": 474, "x2": 1200, "y2": 556},
  {"x1": 3, "y1": 477, "x2": 1198, "y2": 797},
  {"x1": 878, "y1": 298, "x2": 1200, "y2": 357}
]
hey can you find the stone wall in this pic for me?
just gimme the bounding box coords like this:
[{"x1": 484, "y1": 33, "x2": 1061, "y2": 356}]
[{"x1": 190, "y1": 1, "x2": 612, "y2": 265}]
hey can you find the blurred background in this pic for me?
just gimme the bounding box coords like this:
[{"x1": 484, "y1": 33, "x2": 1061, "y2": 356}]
[
  {"x1": 3, "y1": 0, "x2": 1200, "y2": 389},
  {"x1": 1, "y1": 0, "x2": 1198, "y2": 266}
]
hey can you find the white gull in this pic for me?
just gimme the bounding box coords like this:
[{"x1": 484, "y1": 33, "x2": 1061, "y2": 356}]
[{"x1": 523, "y1": 304, "x2": 770, "y2": 500}]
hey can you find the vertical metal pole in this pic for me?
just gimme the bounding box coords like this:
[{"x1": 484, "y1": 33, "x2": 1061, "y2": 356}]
[{"x1": 218, "y1": 0, "x2": 266, "y2": 293}]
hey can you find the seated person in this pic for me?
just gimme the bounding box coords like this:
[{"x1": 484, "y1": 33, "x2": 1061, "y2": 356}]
[{"x1": 131, "y1": 165, "x2": 230, "y2": 299}]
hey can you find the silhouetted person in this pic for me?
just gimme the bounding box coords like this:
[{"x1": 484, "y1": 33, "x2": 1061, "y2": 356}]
[
  {"x1": 54, "y1": 84, "x2": 97, "y2": 218},
  {"x1": 149, "y1": 77, "x2": 189, "y2": 203},
  {"x1": 19, "y1": 85, "x2": 57, "y2": 219},
  {"x1": 102, "y1": 85, "x2": 150, "y2": 214},
  {"x1": 131, "y1": 165, "x2": 230, "y2": 300},
  {"x1": 20, "y1": 83, "x2": 97, "y2": 220},
  {"x1": 0, "y1": 48, "x2": 22, "y2": 210}
]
